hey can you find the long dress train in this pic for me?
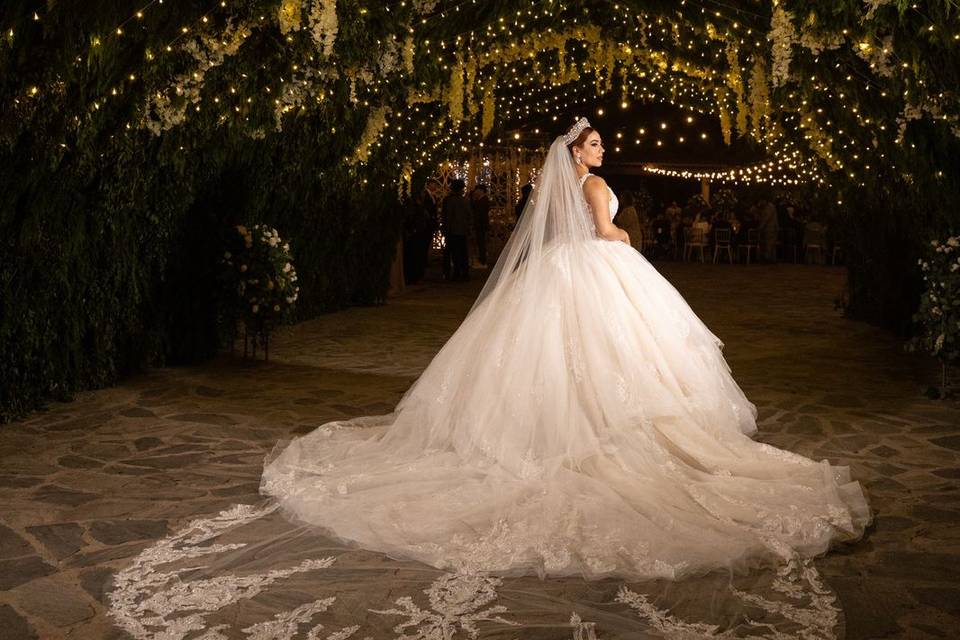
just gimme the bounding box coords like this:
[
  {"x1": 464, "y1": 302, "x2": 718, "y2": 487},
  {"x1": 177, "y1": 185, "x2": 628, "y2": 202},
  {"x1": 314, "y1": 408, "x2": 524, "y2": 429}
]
[{"x1": 259, "y1": 165, "x2": 870, "y2": 581}]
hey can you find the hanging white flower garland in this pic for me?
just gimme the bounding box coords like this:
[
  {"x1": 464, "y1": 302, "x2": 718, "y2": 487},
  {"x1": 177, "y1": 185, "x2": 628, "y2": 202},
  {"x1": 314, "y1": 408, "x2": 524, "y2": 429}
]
[
  {"x1": 725, "y1": 40, "x2": 748, "y2": 137},
  {"x1": 447, "y1": 52, "x2": 465, "y2": 123},
  {"x1": 481, "y1": 78, "x2": 496, "y2": 139},
  {"x1": 142, "y1": 19, "x2": 253, "y2": 135},
  {"x1": 278, "y1": 0, "x2": 303, "y2": 35},
  {"x1": 309, "y1": 0, "x2": 338, "y2": 58},
  {"x1": 749, "y1": 58, "x2": 771, "y2": 140},
  {"x1": 349, "y1": 106, "x2": 390, "y2": 165},
  {"x1": 402, "y1": 34, "x2": 415, "y2": 75},
  {"x1": 768, "y1": 4, "x2": 797, "y2": 88}
]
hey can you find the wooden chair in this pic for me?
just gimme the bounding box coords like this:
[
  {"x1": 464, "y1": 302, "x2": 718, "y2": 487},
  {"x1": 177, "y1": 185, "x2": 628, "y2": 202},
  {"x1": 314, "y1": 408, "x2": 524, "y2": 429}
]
[
  {"x1": 738, "y1": 228, "x2": 759, "y2": 264},
  {"x1": 804, "y1": 224, "x2": 825, "y2": 264},
  {"x1": 713, "y1": 228, "x2": 733, "y2": 264},
  {"x1": 684, "y1": 227, "x2": 707, "y2": 262},
  {"x1": 642, "y1": 232, "x2": 656, "y2": 256}
]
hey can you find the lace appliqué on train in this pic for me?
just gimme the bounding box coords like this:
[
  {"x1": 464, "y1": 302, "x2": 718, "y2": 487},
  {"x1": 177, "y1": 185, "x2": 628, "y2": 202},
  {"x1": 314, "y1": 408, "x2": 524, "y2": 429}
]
[
  {"x1": 370, "y1": 573, "x2": 517, "y2": 639},
  {"x1": 108, "y1": 502, "x2": 846, "y2": 640}
]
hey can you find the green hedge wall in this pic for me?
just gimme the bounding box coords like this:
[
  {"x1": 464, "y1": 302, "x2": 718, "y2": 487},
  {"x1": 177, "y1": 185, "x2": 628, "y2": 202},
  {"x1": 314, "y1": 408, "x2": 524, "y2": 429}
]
[{"x1": 0, "y1": 98, "x2": 399, "y2": 423}]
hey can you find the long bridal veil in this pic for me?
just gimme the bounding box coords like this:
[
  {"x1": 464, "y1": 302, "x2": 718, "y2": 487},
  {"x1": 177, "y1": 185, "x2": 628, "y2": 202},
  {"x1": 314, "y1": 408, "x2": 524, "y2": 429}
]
[
  {"x1": 468, "y1": 135, "x2": 596, "y2": 314},
  {"x1": 107, "y1": 135, "x2": 870, "y2": 639}
]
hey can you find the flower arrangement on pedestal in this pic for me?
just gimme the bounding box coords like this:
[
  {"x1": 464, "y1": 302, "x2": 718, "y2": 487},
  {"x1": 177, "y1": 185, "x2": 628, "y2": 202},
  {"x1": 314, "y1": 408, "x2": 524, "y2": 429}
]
[
  {"x1": 908, "y1": 236, "x2": 960, "y2": 397},
  {"x1": 221, "y1": 224, "x2": 299, "y2": 361}
]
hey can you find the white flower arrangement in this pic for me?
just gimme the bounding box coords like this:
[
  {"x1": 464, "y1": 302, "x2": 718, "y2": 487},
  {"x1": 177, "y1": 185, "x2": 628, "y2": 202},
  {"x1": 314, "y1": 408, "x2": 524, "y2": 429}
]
[
  {"x1": 796, "y1": 11, "x2": 844, "y2": 57},
  {"x1": 896, "y1": 99, "x2": 959, "y2": 144},
  {"x1": 725, "y1": 40, "x2": 747, "y2": 137},
  {"x1": 278, "y1": 0, "x2": 303, "y2": 35},
  {"x1": 854, "y1": 35, "x2": 895, "y2": 78},
  {"x1": 222, "y1": 224, "x2": 299, "y2": 329},
  {"x1": 349, "y1": 106, "x2": 390, "y2": 165},
  {"x1": 749, "y1": 58, "x2": 770, "y2": 139},
  {"x1": 143, "y1": 19, "x2": 253, "y2": 135},
  {"x1": 465, "y1": 55, "x2": 479, "y2": 117},
  {"x1": 309, "y1": 0, "x2": 338, "y2": 58},
  {"x1": 909, "y1": 235, "x2": 960, "y2": 396},
  {"x1": 378, "y1": 37, "x2": 400, "y2": 77},
  {"x1": 716, "y1": 88, "x2": 733, "y2": 145},
  {"x1": 402, "y1": 35, "x2": 415, "y2": 75},
  {"x1": 413, "y1": 0, "x2": 439, "y2": 13},
  {"x1": 273, "y1": 66, "x2": 340, "y2": 132},
  {"x1": 481, "y1": 79, "x2": 496, "y2": 139},
  {"x1": 767, "y1": 4, "x2": 797, "y2": 88},
  {"x1": 447, "y1": 53, "x2": 465, "y2": 123}
]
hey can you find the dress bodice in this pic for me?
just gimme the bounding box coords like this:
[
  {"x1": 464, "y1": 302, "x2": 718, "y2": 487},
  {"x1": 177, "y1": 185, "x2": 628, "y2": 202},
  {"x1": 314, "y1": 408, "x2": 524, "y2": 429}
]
[{"x1": 579, "y1": 173, "x2": 618, "y2": 221}]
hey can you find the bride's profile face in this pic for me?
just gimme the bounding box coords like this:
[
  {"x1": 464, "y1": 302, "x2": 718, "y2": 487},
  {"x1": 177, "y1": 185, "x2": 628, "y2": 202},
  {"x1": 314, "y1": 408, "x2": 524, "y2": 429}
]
[{"x1": 575, "y1": 131, "x2": 604, "y2": 168}]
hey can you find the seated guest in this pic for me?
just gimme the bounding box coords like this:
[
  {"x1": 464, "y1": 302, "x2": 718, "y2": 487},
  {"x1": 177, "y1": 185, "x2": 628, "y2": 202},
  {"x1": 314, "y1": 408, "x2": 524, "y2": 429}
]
[
  {"x1": 691, "y1": 210, "x2": 711, "y2": 238},
  {"x1": 651, "y1": 212, "x2": 674, "y2": 258},
  {"x1": 735, "y1": 210, "x2": 758, "y2": 247}
]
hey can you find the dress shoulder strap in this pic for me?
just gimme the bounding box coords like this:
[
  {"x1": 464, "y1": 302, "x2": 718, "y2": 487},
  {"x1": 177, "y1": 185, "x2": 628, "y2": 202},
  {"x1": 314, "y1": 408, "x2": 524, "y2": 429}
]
[{"x1": 578, "y1": 172, "x2": 592, "y2": 186}]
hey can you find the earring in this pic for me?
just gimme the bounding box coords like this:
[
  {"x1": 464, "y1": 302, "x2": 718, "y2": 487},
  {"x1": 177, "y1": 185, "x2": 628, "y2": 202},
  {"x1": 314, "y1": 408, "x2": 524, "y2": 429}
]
[{"x1": 575, "y1": 155, "x2": 583, "y2": 165}]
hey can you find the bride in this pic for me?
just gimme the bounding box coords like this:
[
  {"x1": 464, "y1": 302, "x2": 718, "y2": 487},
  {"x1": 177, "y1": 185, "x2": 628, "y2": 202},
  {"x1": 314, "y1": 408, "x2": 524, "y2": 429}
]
[{"x1": 261, "y1": 118, "x2": 870, "y2": 581}]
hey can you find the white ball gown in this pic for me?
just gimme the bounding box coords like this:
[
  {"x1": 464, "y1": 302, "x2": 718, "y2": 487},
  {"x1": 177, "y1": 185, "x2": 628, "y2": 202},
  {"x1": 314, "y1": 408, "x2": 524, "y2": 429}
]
[{"x1": 259, "y1": 138, "x2": 871, "y2": 583}]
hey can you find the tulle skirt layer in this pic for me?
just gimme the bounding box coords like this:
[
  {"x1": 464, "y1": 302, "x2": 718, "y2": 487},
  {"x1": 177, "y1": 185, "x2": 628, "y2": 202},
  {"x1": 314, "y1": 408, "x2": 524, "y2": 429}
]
[{"x1": 261, "y1": 239, "x2": 870, "y2": 580}]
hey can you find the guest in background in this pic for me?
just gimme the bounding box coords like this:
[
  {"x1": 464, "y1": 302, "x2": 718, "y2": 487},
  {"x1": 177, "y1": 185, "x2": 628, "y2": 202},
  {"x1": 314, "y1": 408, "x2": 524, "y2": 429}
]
[
  {"x1": 651, "y1": 209, "x2": 674, "y2": 259},
  {"x1": 402, "y1": 190, "x2": 433, "y2": 284},
  {"x1": 780, "y1": 204, "x2": 803, "y2": 263},
  {"x1": 692, "y1": 207, "x2": 712, "y2": 233},
  {"x1": 470, "y1": 184, "x2": 491, "y2": 267},
  {"x1": 665, "y1": 201, "x2": 682, "y2": 224},
  {"x1": 803, "y1": 217, "x2": 827, "y2": 264},
  {"x1": 441, "y1": 179, "x2": 472, "y2": 281},
  {"x1": 757, "y1": 198, "x2": 779, "y2": 263},
  {"x1": 666, "y1": 201, "x2": 683, "y2": 256},
  {"x1": 614, "y1": 191, "x2": 644, "y2": 253},
  {"x1": 736, "y1": 207, "x2": 758, "y2": 248},
  {"x1": 516, "y1": 183, "x2": 533, "y2": 221}
]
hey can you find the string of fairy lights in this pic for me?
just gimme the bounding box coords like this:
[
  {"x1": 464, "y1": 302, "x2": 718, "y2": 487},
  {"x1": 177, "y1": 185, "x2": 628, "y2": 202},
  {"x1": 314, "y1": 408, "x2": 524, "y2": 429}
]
[
  {"x1": 0, "y1": 0, "x2": 784, "y2": 174},
  {"x1": 4, "y1": 0, "x2": 958, "y2": 192},
  {"x1": 643, "y1": 146, "x2": 822, "y2": 187}
]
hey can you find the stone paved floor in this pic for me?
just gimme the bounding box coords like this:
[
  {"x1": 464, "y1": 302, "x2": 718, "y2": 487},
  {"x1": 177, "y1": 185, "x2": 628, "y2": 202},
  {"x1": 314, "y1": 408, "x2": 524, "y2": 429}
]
[{"x1": 1, "y1": 261, "x2": 959, "y2": 639}]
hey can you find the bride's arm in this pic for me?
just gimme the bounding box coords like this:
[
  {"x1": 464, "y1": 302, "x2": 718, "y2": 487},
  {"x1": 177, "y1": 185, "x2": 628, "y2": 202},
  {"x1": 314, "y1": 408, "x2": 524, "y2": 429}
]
[{"x1": 583, "y1": 177, "x2": 629, "y2": 243}]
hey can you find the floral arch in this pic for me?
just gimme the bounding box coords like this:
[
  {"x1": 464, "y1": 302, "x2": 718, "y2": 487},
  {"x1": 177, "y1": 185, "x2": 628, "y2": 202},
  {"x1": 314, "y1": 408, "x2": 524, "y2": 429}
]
[{"x1": 1, "y1": 0, "x2": 958, "y2": 416}]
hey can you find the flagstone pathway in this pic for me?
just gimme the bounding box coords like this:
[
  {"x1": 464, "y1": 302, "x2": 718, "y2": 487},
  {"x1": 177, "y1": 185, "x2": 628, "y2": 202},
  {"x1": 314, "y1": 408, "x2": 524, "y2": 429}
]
[{"x1": 1, "y1": 262, "x2": 958, "y2": 639}]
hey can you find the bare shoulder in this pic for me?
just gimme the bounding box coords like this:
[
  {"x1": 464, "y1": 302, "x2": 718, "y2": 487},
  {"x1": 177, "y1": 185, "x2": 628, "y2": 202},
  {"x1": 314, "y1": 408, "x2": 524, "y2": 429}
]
[{"x1": 582, "y1": 174, "x2": 607, "y2": 194}]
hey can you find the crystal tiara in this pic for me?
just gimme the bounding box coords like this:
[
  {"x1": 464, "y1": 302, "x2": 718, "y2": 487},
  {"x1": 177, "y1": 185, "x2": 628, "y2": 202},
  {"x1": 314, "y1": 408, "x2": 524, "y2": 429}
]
[{"x1": 562, "y1": 117, "x2": 592, "y2": 145}]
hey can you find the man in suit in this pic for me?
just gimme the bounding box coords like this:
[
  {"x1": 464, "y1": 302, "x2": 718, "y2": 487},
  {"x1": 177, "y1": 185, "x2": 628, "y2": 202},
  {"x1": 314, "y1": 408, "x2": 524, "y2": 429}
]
[
  {"x1": 441, "y1": 179, "x2": 472, "y2": 281},
  {"x1": 470, "y1": 184, "x2": 491, "y2": 267},
  {"x1": 757, "y1": 199, "x2": 779, "y2": 263}
]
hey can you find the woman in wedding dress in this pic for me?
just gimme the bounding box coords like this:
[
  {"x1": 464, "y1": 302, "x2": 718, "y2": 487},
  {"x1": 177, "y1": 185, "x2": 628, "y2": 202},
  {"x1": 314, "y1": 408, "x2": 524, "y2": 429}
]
[{"x1": 261, "y1": 118, "x2": 870, "y2": 581}]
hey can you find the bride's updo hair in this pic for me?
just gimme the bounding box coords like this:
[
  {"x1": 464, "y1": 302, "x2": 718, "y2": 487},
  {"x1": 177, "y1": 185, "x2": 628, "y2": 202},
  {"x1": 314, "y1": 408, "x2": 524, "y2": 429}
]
[{"x1": 566, "y1": 126, "x2": 595, "y2": 151}]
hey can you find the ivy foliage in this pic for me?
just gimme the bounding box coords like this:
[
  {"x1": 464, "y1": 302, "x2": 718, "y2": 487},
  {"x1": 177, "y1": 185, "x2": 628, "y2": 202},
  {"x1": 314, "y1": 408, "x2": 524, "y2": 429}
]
[{"x1": 0, "y1": 1, "x2": 401, "y2": 421}]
